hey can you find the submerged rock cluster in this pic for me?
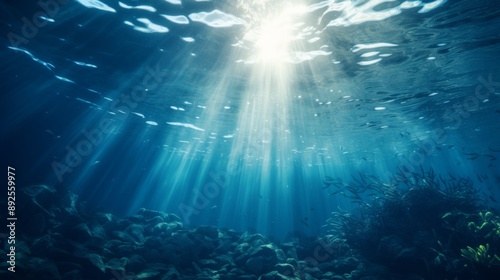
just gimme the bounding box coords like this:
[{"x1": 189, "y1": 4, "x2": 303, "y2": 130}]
[
  {"x1": 2, "y1": 184, "x2": 361, "y2": 280},
  {"x1": 2, "y1": 169, "x2": 499, "y2": 280}
]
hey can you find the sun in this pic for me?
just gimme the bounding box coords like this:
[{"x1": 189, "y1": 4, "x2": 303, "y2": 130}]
[{"x1": 244, "y1": 4, "x2": 306, "y2": 63}]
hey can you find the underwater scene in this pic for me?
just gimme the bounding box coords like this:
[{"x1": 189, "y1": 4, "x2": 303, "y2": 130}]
[{"x1": 1, "y1": 0, "x2": 500, "y2": 279}]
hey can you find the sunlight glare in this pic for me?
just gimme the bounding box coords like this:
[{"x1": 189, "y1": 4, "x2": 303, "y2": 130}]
[{"x1": 247, "y1": 4, "x2": 305, "y2": 63}]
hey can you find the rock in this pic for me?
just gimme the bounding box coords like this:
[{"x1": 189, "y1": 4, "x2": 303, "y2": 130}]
[
  {"x1": 275, "y1": 263, "x2": 295, "y2": 275},
  {"x1": 196, "y1": 225, "x2": 220, "y2": 239},
  {"x1": 215, "y1": 254, "x2": 235, "y2": 267},
  {"x1": 258, "y1": 271, "x2": 293, "y2": 280},
  {"x1": 235, "y1": 242, "x2": 251, "y2": 257},
  {"x1": 137, "y1": 208, "x2": 166, "y2": 219},
  {"x1": 106, "y1": 257, "x2": 127, "y2": 272},
  {"x1": 26, "y1": 212, "x2": 46, "y2": 236},
  {"x1": 125, "y1": 224, "x2": 145, "y2": 242},
  {"x1": 127, "y1": 214, "x2": 145, "y2": 224},
  {"x1": 60, "y1": 192, "x2": 79, "y2": 216},
  {"x1": 126, "y1": 254, "x2": 147, "y2": 272},
  {"x1": 333, "y1": 257, "x2": 359, "y2": 274},
  {"x1": 146, "y1": 216, "x2": 164, "y2": 227},
  {"x1": 241, "y1": 233, "x2": 269, "y2": 245},
  {"x1": 88, "y1": 222, "x2": 107, "y2": 247},
  {"x1": 250, "y1": 244, "x2": 279, "y2": 259},
  {"x1": 112, "y1": 230, "x2": 137, "y2": 243},
  {"x1": 188, "y1": 232, "x2": 217, "y2": 259},
  {"x1": 236, "y1": 275, "x2": 258, "y2": 280},
  {"x1": 242, "y1": 244, "x2": 285, "y2": 275},
  {"x1": 198, "y1": 259, "x2": 219, "y2": 270},
  {"x1": 167, "y1": 213, "x2": 182, "y2": 223},
  {"x1": 135, "y1": 268, "x2": 161, "y2": 279},
  {"x1": 116, "y1": 244, "x2": 135, "y2": 255},
  {"x1": 282, "y1": 242, "x2": 298, "y2": 260},
  {"x1": 302, "y1": 266, "x2": 322, "y2": 279},
  {"x1": 53, "y1": 214, "x2": 86, "y2": 235},
  {"x1": 95, "y1": 212, "x2": 115, "y2": 225},
  {"x1": 68, "y1": 223, "x2": 92, "y2": 243},
  {"x1": 143, "y1": 235, "x2": 163, "y2": 248},
  {"x1": 85, "y1": 253, "x2": 106, "y2": 273},
  {"x1": 246, "y1": 256, "x2": 267, "y2": 275},
  {"x1": 162, "y1": 265, "x2": 180, "y2": 280},
  {"x1": 144, "y1": 248, "x2": 162, "y2": 262},
  {"x1": 23, "y1": 184, "x2": 57, "y2": 217},
  {"x1": 31, "y1": 234, "x2": 53, "y2": 256},
  {"x1": 26, "y1": 257, "x2": 62, "y2": 279},
  {"x1": 61, "y1": 269, "x2": 82, "y2": 280},
  {"x1": 163, "y1": 233, "x2": 197, "y2": 265},
  {"x1": 286, "y1": 258, "x2": 298, "y2": 268},
  {"x1": 215, "y1": 239, "x2": 233, "y2": 254},
  {"x1": 152, "y1": 221, "x2": 182, "y2": 235}
]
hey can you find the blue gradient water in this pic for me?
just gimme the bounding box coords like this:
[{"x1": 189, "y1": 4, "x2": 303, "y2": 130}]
[{"x1": 2, "y1": 0, "x2": 499, "y2": 240}]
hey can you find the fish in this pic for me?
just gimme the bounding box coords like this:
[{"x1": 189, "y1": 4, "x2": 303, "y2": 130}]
[
  {"x1": 328, "y1": 190, "x2": 344, "y2": 196},
  {"x1": 476, "y1": 173, "x2": 483, "y2": 183},
  {"x1": 467, "y1": 154, "x2": 481, "y2": 160},
  {"x1": 489, "y1": 147, "x2": 500, "y2": 153}
]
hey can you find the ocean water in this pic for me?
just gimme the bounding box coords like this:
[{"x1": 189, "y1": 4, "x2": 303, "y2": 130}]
[{"x1": 1, "y1": 0, "x2": 500, "y2": 279}]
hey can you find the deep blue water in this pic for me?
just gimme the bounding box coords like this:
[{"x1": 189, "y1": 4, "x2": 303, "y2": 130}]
[{"x1": 2, "y1": 0, "x2": 500, "y2": 243}]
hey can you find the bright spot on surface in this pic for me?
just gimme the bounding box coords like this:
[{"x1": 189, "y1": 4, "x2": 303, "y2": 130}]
[
  {"x1": 166, "y1": 122, "x2": 205, "y2": 131},
  {"x1": 352, "y1": 42, "x2": 398, "y2": 53},
  {"x1": 38, "y1": 16, "x2": 55, "y2": 23},
  {"x1": 136, "y1": 18, "x2": 169, "y2": 33},
  {"x1": 161, "y1": 14, "x2": 189, "y2": 24},
  {"x1": 419, "y1": 0, "x2": 447, "y2": 13},
  {"x1": 361, "y1": 51, "x2": 380, "y2": 57},
  {"x1": 358, "y1": 58, "x2": 382, "y2": 66},
  {"x1": 429, "y1": 92, "x2": 438, "y2": 96},
  {"x1": 188, "y1": 10, "x2": 245, "y2": 28},
  {"x1": 73, "y1": 60, "x2": 97, "y2": 68},
  {"x1": 119, "y1": 2, "x2": 156, "y2": 12},
  {"x1": 146, "y1": 121, "x2": 158, "y2": 126},
  {"x1": 132, "y1": 112, "x2": 145, "y2": 118},
  {"x1": 245, "y1": 5, "x2": 305, "y2": 63},
  {"x1": 164, "y1": 0, "x2": 181, "y2": 5},
  {"x1": 255, "y1": 21, "x2": 292, "y2": 61},
  {"x1": 76, "y1": 0, "x2": 116, "y2": 13},
  {"x1": 55, "y1": 76, "x2": 75, "y2": 83},
  {"x1": 181, "y1": 37, "x2": 195, "y2": 42},
  {"x1": 375, "y1": 107, "x2": 386, "y2": 110},
  {"x1": 308, "y1": 37, "x2": 320, "y2": 43}
]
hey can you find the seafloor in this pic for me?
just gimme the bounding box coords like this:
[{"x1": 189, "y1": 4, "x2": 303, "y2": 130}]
[{"x1": 2, "y1": 170, "x2": 499, "y2": 280}]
